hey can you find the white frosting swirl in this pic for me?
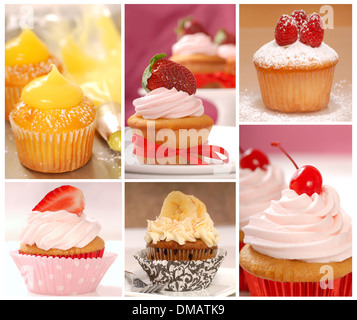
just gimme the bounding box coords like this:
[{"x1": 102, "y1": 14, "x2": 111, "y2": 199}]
[
  {"x1": 253, "y1": 40, "x2": 338, "y2": 69},
  {"x1": 239, "y1": 165, "x2": 285, "y2": 229},
  {"x1": 133, "y1": 87, "x2": 204, "y2": 119},
  {"x1": 144, "y1": 212, "x2": 220, "y2": 247},
  {"x1": 20, "y1": 210, "x2": 101, "y2": 251},
  {"x1": 218, "y1": 44, "x2": 236, "y2": 60},
  {"x1": 243, "y1": 186, "x2": 352, "y2": 263},
  {"x1": 172, "y1": 32, "x2": 218, "y2": 56}
]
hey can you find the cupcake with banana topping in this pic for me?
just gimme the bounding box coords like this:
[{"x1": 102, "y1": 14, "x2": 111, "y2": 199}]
[{"x1": 134, "y1": 191, "x2": 227, "y2": 292}]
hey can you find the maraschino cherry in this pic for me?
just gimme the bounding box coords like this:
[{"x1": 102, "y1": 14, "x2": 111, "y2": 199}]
[
  {"x1": 239, "y1": 146, "x2": 270, "y2": 171},
  {"x1": 271, "y1": 142, "x2": 323, "y2": 196}
]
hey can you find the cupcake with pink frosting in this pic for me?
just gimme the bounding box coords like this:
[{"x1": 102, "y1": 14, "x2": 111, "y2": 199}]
[
  {"x1": 127, "y1": 53, "x2": 214, "y2": 165},
  {"x1": 10, "y1": 185, "x2": 117, "y2": 295},
  {"x1": 240, "y1": 183, "x2": 352, "y2": 296}
]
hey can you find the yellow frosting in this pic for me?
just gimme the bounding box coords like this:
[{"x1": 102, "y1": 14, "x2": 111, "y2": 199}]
[
  {"x1": 21, "y1": 65, "x2": 83, "y2": 109},
  {"x1": 5, "y1": 29, "x2": 50, "y2": 66}
]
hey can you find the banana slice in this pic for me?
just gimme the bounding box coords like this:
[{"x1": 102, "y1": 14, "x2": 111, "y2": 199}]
[{"x1": 160, "y1": 191, "x2": 205, "y2": 221}]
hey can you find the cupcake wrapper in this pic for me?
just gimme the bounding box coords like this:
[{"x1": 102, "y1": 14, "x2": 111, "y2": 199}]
[
  {"x1": 146, "y1": 247, "x2": 218, "y2": 261},
  {"x1": 5, "y1": 85, "x2": 23, "y2": 121},
  {"x1": 9, "y1": 118, "x2": 96, "y2": 173},
  {"x1": 19, "y1": 248, "x2": 105, "y2": 259},
  {"x1": 10, "y1": 250, "x2": 117, "y2": 295},
  {"x1": 243, "y1": 270, "x2": 352, "y2": 297},
  {"x1": 239, "y1": 242, "x2": 249, "y2": 292},
  {"x1": 255, "y1": 65, "x2": 336, "y2": 112},
  {"x1": 134, "y1": 248, "x2": 227, "y2": 292}
]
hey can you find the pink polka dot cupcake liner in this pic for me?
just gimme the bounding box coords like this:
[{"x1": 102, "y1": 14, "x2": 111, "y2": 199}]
[{"x1": 10, "y1": 250, "x2": 117, "y2": 295}]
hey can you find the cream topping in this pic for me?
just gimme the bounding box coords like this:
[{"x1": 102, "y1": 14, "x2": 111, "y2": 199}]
[
  {"x1": 239, "y1": 165, "x2": 285, "y2": 230},
  {"x1": 172, "y1": 32, "x2": 218, "y2": 56},
  {"x1": 133, "y1": 87, "x2": 204, "y2": 119},
  {"x1": 253, "y1": 40, "x2": 338, "y2": 69},
  {"x1": 144, "y1": 212, "x2": 219, "y2": 247},
  {"x1": 218, "y1": 44, "x2": 236, "y2": 60},
  {"x1": 20, "y1": 210, "x2": 101, "y2": 251},
  {"x1": 243, "y1": 186, "x2": 352, "y2": 263}
]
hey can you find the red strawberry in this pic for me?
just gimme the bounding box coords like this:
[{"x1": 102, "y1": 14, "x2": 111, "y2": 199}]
[
  {"x1": 299, "y1": 13, "x2": 324, "y2": 48},
  {"x1": 291, "y1": 9, "x2": 307, "y2": 31},
  {"x1": 274, "y1": 14, "x2": 298, "y2": 46},
  {"x1": 142, "y1": 53, "x2": 197, "y2": 95},
  {"x1": 176, "y1": 16, "x2": 208, "y2": 38},
  {"x1": 214, "y1": 29, "x2": 236, "y2": 45},
  {"x1": 32, "y1": 185, "x2": 85, "y2": 216}
]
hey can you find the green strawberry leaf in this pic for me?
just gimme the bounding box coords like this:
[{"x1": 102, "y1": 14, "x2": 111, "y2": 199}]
[
  {"x1": 214, "y1": 29, "x2": 227, "y2": 45},
  {"x1": 142, "y1": 53, "x2": 167, "y2": 93}
]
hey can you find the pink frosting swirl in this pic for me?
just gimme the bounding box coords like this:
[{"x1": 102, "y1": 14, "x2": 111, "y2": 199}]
[
  {"x1": 172, "y1": 32, "x2": 218, "y2": 56},
  {"x1": 20, "y1": 210, "x2": 101, "y2": 251},
  {"x1": 243, "y1": 186, "x2": 352, "y2": 263},
  {"x1": 133, "y1": 87, "x2": 204, "y2": 119},
  {"x1": 218, "y1": 44, "x2": 236, "y2": 60}
]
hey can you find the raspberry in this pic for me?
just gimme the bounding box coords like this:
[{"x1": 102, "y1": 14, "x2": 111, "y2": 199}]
[
  {"x1": 291, "y1": 9, "x2": 307, "y2": 31},
  {"x1": 299, "y1": 13, "x2": 324, "y2": 48},
  {"x1": 274, "y1": 14, "x2": 298, "y2": 46}
]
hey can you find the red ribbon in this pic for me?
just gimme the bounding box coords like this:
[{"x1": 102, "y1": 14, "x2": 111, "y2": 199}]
[{"x1": 132, "y1": 134, "x2": 229, "y2": 165}]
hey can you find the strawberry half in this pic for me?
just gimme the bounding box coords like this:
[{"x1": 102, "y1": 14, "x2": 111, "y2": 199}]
[
  {"x1": 176, "y1": 16, "x2": 208, "y2": 39},
  {"x1": 214, "y1": 29, "x2": 236, "y2": 45},
  {"x1": 142, "y1": 53, "x2": 197, "y2": 95},
  {"x1": 32, "y1": 185, "x2": 85, "y2": 216}
]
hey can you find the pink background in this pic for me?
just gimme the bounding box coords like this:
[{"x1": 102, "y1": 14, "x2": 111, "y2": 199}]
[
  {"x1": 240, "y1": 125, "x2": 352, "y2": 155},
  {"x1": 124, "y1": 4, "x2": 236, "y2": 125}
]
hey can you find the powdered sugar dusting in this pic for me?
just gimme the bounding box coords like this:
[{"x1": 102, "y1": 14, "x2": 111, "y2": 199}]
[
  {"x1": 253, "y1": 40, "x2": 338, "y2": 69},
  {"x1": 239, "y1": 80, "x2": 351, "y2": 122}
]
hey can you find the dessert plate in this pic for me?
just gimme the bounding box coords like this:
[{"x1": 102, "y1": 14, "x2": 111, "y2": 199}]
[
  {"x1": 138, "y1": 88, "x2": 236, "y2": 126},
  {"x1": 125, "y1": 125, "x2": 236, "y2": 178},
  {"x1": 125, "y1": 267, "x2": 236, "y2": 297}
]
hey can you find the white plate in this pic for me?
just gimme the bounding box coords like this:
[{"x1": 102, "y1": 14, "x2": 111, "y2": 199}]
[
  {"x1": 125, "y1": 267, "x2": 236, "y2": 297},
  {"x1": 125, "y1": 126, "x2": 236, "y2": 178}
]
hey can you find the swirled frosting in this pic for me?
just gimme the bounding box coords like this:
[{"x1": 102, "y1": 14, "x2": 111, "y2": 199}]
[
  {"x1": 253, "y1": 40, "x2": 338, "y2": 70},
  {"x1": 133, "y1": 87, "x2": 204, "y2": 119},
  {"x1": 218, "y1": 44, "x2": 236, "y2": 60},
  {"x1": 144, "y1": 212, "x2": 219, "y2": 247},
  {"x1": 172, "y1": 32, "x2": 218, "y2": 56},
  {"x1": 239, "y1": 165, "x2": 285, "y2": 230},
  {"x1": 20, "y1": 210, "x2": 101, "y2": 251},
  {"x1": 243, "y1": 186, "x2": 352, "y2": 263}
]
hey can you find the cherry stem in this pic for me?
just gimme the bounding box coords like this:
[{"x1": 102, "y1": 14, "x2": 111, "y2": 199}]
[{"x1": 271, "y1": 142, "x2": 299, "y2": 170}]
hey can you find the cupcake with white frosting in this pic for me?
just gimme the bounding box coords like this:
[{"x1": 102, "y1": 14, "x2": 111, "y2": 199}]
[
  {"x1": 240, "y1": 185, "x2": 352, "y2": 296},
  {"x1": 10, "y1": 185, "x2": 117, "y2": 295}
]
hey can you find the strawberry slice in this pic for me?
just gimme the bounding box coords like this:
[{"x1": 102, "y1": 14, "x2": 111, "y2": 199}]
[
  {"x1": 142, "y1": 53, "x2": 197, "y2": 95},
  {"x1": 32, "y1": 185, "x2": 85, "y2": 215}
]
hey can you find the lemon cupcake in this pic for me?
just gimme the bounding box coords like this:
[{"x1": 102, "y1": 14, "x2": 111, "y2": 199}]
[
  {"x1": 5, "y1": 29, "x2": 63, "y2": 120},
  {"x1": 9, "y1": 65, "x2": 96, "y2": 173}
]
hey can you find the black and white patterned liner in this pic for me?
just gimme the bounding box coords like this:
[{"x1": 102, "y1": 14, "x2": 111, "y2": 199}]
[{"x1": 134, "y1": 248, "x2": 227, "y2": 292}]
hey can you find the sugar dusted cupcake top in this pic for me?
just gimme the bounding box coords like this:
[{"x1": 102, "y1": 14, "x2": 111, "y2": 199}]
[{"x1": 144, "y1": 191, "x2": 220, "y2": 247}]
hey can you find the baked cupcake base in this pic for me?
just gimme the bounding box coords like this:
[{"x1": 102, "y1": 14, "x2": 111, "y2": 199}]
[
  {"x1": 146, "y1": 240, "x2": 218, "y2": 261},
  {"x1": 254, "y1": 64, "x2": 337, "y2": 113},
  {"x1": 240, "y1": 244, "x2": 352, "y2": 296},
  {"x1": 170, "y1": 54, "x2": 225, "y2": 74},
  {"x1": 128, "y1": 114, "x2": 214, "y2": 165}
]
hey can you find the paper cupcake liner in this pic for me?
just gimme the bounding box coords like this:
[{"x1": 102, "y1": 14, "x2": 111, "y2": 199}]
[
  {"x1": 239, "y1": 242, "x2": 249, "y2": 292},
  {"x1": 134, "y1": 248, "x2": 227, "y2": 292},
  {"x1": 146, "y1": 247, "x2": 218, "y2": 261},
  {"x1": 10, "y1": 250, "x2": 117, "y2": 296},
  {"x1": 9, "y1": 118, "x2": 96, "y2": 173},
  {"x1": 19, "y1": 247, "x2": 105, "y2": 259},
  {"x1": 5, "y1": 85, "x2": 23, "y2": 121},
  {"x1": 243, "y1": 270, "x2": 352, "y2": 297},
  {"x1": 255, "y1": 65, "x2": 336, "y2": 112}
]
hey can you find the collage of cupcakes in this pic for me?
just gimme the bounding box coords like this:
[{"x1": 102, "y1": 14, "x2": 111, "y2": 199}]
[{"x1": 1, "y1": 1, "x2": 355, "y2": 305}]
